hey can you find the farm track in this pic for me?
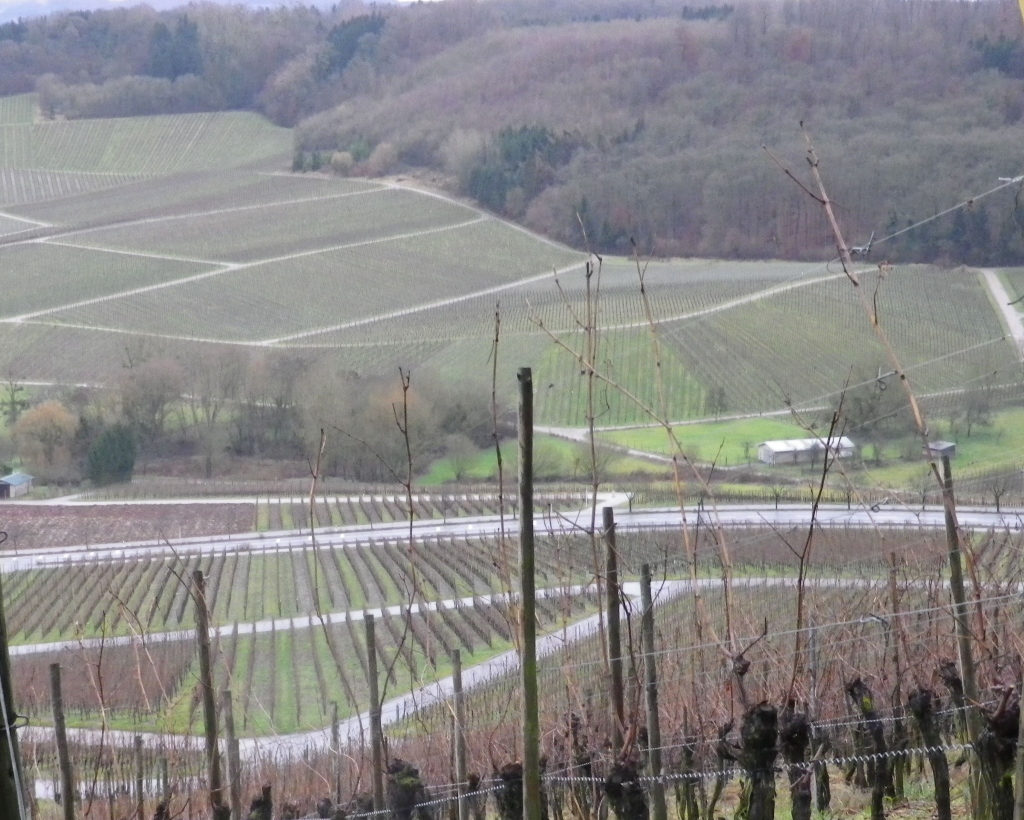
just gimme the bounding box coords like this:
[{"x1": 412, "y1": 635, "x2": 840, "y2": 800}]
[
  {"x1": 4, "y1": 499, "x2": 1023, "y2": 572},
  {"x1": 980, "y1": 267, "x2": 1024, "y2": 359}
]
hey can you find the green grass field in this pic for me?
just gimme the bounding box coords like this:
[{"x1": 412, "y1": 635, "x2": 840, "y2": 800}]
[
  {"x1": 601, "y1": 407, "x2": 1024, "y2": 495},
  {"x1": 602, "y1": 417, "x2": 810, "y2": 465}
]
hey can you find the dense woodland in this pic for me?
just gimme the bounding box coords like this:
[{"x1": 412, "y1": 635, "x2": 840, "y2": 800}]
[{"x1": 3, "y1": 0, "x2": 1024, "y2": 258}]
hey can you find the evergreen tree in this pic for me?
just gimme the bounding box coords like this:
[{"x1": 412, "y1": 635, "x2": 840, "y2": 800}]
[{"x1": 86, "y1": 425, "x2": 136, "y2": 485}]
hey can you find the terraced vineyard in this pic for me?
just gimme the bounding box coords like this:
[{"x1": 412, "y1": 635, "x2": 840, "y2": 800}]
[
  {"x1": 0, "y1": 109, "x2": 290, "y2": 175},
  {"x1": 2, "y1": 525, "x2": 614, "y2": 642},
  {"x1": 1, "y1": 490, "x2": 586, "y2": 548},
  {"x1": 12, "y1": 590, "x2": 596, "y2": 735},
  {"x1": 4, "y1": 519, "x2": 628, "y2": 735},
  {"x1": 0, "y1": 243, "x2": 214, "y2": 319},
  {"x1": 0, "y1": 91, "x2": 1018, "y2": 438}
]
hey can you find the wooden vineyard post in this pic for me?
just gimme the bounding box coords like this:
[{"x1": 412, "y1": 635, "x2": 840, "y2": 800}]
[
  {"x1": 331, "y1": 701, "x2": 342, "y2": 805},
  {"x1": 641, "y1": 564, "x2": 667, "y2": 820},
  {"x1": 134, "y1": 735, "x2": 144, "y2": 820},
  {"x1": 453, "y1": 649, "x2": 468, "y2": 820},
  {"x1": 518, "y1": 367, "x2": 541, "y2": 820},
  {"x1": 158, "y1": 757, "x2": 169, "y2": 805},
  {"x1": 0, "y1": 566, "x2": 25, "y2": 820},
  {"x1": 604, "y1": 506, "x2": 625, "y2": 750},
  {"x1": 941, "y1": 457, "x2": 986, "y2": 820},
  {"x1": 193, "y1": 570, "x2": 227, "y2": 820},
  {"x1": 222, "y1": 690, "x2": 241, "y2": 820},
  {"x1": 365, "y1": 614, "x2": 385, "y2": 813},
  {"x1": 49, "y1": 664, "x2": 73, "y2": 820}
]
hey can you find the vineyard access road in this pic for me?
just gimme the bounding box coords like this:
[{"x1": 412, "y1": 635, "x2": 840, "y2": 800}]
[
  {"x1": 3, "y1": 500, "x2": 1024, "y2": 571},
  {"x1": 980, "y1": 268, "x2": 1024, "y2": 359}
]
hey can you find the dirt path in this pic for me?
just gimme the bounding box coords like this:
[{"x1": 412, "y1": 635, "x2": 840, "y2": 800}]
[{"x1": 979, "y1": 267, "x2": 1024, "y2": 360}]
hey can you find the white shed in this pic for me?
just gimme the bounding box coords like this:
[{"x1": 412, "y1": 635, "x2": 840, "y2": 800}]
[
  {"x1": 758, "y1": 437, "x2": 855, "y2": 466},
  {"x1": 0, "y1": 471, "x2": 33, "y2": 498}
]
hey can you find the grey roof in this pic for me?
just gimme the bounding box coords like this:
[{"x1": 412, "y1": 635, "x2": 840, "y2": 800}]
[{"x1": 0, "y1": 471, "x2": 32, "y2": 486}]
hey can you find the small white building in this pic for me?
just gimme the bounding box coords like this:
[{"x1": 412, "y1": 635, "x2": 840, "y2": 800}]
[
  {"x1": 758, "y1": 437, "x2": 855, "y2": 466},
  {"x1": 0, "y1": 471, "x2": 33, "y2": 499}
]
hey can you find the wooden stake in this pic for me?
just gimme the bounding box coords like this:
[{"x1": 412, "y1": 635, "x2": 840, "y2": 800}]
[
  {"x1": 221, "y1": 690, "x2": 241, "y2": 820},
  {"x1": 49, "y1": 664, "x2": 73, "y2": 820},
  {"x1": 518, "y1": 366, "x2": 541, "y2": 820},
  {"x1": 641, "y1": 565, "x2": 667, "y2": 820},
  {"x1": 942, "y1": 457, "x2": 986, "y2": 820},
  {"x1": 193, "y1": 570, "x2": 226, "y2": 820},
  {"x1": 604, "y1": 506, "x2": 624, "y2": 749},
  {"x1": 0, "y1": 568, "x2": 25, "y2": 820},
  {"x1": 134, "y1": 735, "x2": 144, "y2": 820},
  {"x1": 365, "y1": 614, "x2": 385, "y2": 813},
  {"x1": 158, "y1": 757, "x2": 168, "y2": 804},
  {"x1": 331, "y1": 701, "x2": 341, "y2": 806},
  {"x1": 453, "y1": 649, "x2": 468, "y2": 820}
]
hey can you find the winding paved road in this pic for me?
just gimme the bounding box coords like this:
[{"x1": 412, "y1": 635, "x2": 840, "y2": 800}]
[{"x1": 4, "y1": 500, "x2": 1022, "y2": 572}]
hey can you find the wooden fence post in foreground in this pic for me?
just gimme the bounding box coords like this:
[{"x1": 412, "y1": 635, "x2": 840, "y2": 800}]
[
  {"x1": 134, "y1": 735, "x2": 144, "y2": 820},
  {"x1": 222, "y1": 690, "x2": 241, "y2": 820},
  {"x1": 0, "y1": 566, "x2": 26, "y2": 820},
  {"x1": 365, "y1": 614, "x2": 385, "y2": 813},
  {"x1": 193, "y1": 570, "x2": 227, "y2": 820},
  {"x1": 604, "y1": 506, "x2": 624, "y2": 750},
  {"x1": 49, "y1": 664, "x2": 74, "y2": 820},
  {"x1": 453, "y1": 649, "x2": 468, "y2": 820},
  {"x1": 941, "y1": 457, "x2": 986, "y2": 820},
  {"x1": 641, "y1": 564, "x2": 667, "y2": 820},
  {"x1": 518, "y1": 366, "x2": 541, "y2": 820},
  {"x1": 331, "y1": 701, "x2": 342, "y2": 806}
]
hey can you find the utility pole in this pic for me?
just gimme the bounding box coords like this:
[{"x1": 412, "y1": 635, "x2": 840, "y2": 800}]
[{"x1": 518, "y1": 367, "x2": 541, "y2": 820}]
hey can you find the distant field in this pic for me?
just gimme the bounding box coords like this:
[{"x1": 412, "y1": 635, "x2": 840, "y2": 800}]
[
  {"x1": 0, "y1": 243, "x2": 214, "y2": 318},
  {"x1": 45, "y1": 217, "x2": 586, "y2": 342},
  {"x1": 0, "y1": 93, "x2": 36, "y2": 125},
  {"x1": 0, "y1": 109, "x2": 291, "y2": 174},
  {"x1": 654, "y1": 265, "x2": 1017, "y2": 418},
  {"x1": 602, "y1": 417, "x2": 811, "y2": 465},
  {"x1": 0, "y1": 213, "x2": 32, "y2": 236},
  {"x1": 61, "y1": 186, "x2": 475, "y2": 263},
  {"x1": 0, "y1": 93, "x2": 1017, "y2": 433},
  {"x1": 10, "y1": 170, "x2": 377, "y2": 225},
  {"x1": 0, "y1": 168, "x2": 145, "y2": 208}
]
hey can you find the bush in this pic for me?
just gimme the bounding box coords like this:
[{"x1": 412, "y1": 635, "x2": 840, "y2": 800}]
[{"x1": 87, "y1": 425, "x2": 136, "y2": 485}]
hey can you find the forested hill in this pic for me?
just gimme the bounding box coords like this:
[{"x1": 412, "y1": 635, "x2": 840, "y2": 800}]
[{"x1": 4, "y1": 0, "x2": 1024, "y2": 262}]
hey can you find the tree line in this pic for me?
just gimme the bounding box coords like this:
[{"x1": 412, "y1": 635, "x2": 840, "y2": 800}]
[{"x1": 0, "y1": 346, "x2": 500, "y2": 486}]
